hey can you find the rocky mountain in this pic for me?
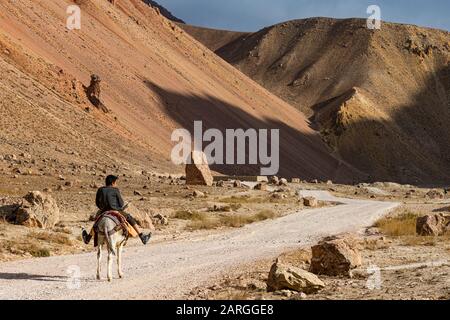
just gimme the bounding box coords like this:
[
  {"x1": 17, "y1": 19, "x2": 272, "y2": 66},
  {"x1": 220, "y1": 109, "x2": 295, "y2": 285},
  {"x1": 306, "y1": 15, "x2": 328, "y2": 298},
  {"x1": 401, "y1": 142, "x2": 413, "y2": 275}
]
[
  {"x1": 182, "y1": 18, "x2": 450, "y2": 184},
  {"x1": 142, "y1": 0, "x2": 185, "y2": 23},
  {"x1": 0, "y1": 1, "x2": 360, "y2": 182}
]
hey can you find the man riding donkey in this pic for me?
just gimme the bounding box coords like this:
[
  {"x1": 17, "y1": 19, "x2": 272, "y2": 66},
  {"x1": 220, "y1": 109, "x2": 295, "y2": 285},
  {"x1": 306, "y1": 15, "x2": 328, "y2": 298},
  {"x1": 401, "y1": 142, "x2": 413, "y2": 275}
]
[{"x1": 82, "y1": 175, "x2": 152, "y2": 246}]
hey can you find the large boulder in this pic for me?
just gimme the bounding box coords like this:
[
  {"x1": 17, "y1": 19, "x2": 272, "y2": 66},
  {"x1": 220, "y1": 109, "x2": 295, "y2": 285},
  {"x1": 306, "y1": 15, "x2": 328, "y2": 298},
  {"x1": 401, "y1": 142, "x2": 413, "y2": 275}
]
[
  {"x1": 303, "y1": 197, "x2": 318, "y2": 207},
  {"x1": 14, "y1": 191, "x2": 60, "y2": 229},
  {"x1": 310, "y1": 238, "x2": 362, "y2": 277},
  {"x1": 186, "y1": 151, "x2": 214, "y2": 186},
  {"x1": 126, "y1": 203, "x2": 155, "y2": 230},
  {"x1": 267, "y1": 261, "x2": 325, "y2": 294},
  {"x1": 416, "y1": 214, "x2": 448, "y2": 236}
]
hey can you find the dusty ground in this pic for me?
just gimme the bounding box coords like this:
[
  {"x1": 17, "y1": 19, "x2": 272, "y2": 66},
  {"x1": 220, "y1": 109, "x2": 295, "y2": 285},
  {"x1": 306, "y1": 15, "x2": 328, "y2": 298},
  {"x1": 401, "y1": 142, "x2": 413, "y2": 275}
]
[
  {"x1": 0, "y1": 166, "x2": 327, "y2": 262},
  {"x1": 0, "y1": 189, "x2": 398, "y2": 299},
  {"x1": 193, "y1": 184, "x2": 450, "y2": 300},
  {"x1": 1, "y1": 173, "x2": 449, "y2": 300}
]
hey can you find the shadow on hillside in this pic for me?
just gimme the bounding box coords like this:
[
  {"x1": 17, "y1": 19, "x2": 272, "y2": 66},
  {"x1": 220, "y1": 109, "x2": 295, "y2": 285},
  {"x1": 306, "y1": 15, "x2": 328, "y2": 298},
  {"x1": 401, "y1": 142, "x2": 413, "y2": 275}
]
[
  {"x1": 309, "y1": 64, "x2": 450, "y2": 186},
  {"x1": 143, "y1": 80, "x2": 364, "y2": 184}
]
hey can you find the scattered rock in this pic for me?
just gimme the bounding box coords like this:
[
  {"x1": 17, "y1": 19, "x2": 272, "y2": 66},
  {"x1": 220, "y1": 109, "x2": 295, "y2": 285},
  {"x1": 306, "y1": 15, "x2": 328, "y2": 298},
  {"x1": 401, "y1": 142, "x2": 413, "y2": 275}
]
[
  {"x1": 13, "y1": 191, "x2": 60, "y2": 229},
  {"x1": 267, "y1": 260, "x2": 325, "y2": 294},
  {"x1": 186, "y1": 151, "x2": 214, "y2": 186},
  {"x1": 134, "y1": 190, "x2": 143, "y2": 196},
  {"x1": 210, "y1": 204, "x2": 232, "y2": 212},
  {"x1": 254, "y1": 183, "x2": 267, "y2": 191},
  {"x1": 193, "y1": 190, "x2": 205, "y2": 198},
  {"x1": 233, "y1": 180, "x2": 242, "y2": 188},
  {"x1": 278, "y1": 178, "x2": 288, "y2": 186},
  {"x1": 310, "y1": 238, "x2": 362, "y2": 277},
  {"x1": 153, "y1": 213, "x2": 169, "y2": 226},
  {"x1": 272, "y1": 193, "x2": 287, "y2": 200},
  {"x1": 4, "y1": 154, "x2": 17, "y2": 161},
  {"x1": 291, "y1": 178, "x2": 301, "y2": 183},
  {"x1": 426, "y1": 189, "x2": 445, "y2": 200},
  {"x1": 270, "y1": 176, "x2": 279, "y2": 185}
]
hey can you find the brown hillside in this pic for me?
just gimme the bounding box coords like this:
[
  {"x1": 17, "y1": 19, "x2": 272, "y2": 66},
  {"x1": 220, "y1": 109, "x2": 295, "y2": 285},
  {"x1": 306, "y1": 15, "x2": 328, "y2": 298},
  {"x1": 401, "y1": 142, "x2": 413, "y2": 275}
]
[
  {"x1": 182, "y1": 18, "x2": 450, "y2": 184},
  {"x1": 0, "y1": 1, "x2": 361, "y2": 182},
  {"x1": 178, "y1": 24, "x2": 248, "y2": 52}
]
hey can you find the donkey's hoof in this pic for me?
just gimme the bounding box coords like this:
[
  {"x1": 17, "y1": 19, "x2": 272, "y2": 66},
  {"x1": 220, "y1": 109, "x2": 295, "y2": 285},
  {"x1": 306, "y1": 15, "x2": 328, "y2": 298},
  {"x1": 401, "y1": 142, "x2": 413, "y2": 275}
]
[
  {"x1": 108, "y1": 278, "x2": 112, "y2": 282},
  {"x1": 118, "y1": 273, "x2": 124, "y2": 279}
]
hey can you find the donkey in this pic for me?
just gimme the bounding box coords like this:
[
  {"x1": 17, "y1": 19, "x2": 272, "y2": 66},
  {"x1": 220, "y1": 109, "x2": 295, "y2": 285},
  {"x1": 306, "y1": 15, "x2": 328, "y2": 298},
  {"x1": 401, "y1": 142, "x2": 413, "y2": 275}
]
[{"x1": 96, "y1": 216, "x2": 128, "y2": 282}]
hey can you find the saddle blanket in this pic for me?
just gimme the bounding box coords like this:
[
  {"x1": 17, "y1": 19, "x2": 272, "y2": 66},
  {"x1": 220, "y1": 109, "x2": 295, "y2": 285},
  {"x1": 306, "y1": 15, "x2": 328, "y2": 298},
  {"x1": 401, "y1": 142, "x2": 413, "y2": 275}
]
[{"x1": 93, "y1": 211, "x2": 138, "y2": 247}]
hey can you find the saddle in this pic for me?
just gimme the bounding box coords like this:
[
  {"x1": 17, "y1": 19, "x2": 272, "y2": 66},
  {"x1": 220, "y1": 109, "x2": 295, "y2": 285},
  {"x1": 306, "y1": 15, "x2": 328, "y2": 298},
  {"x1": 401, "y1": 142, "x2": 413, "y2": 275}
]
[{"x1": 93, "y1": 211, "x2": 138, "y2": 247}]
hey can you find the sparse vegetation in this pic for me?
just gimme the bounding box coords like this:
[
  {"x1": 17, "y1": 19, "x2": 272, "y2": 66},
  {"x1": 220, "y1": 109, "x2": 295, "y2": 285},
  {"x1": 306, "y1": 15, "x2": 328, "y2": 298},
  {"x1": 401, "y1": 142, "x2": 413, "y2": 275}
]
[
  {"x1": 374, "y1": 211, "x2": 418, "y2": 237},
  {"x1": 3, "y1": 240, "x2": 51, "y2": 258},
  {"x1": 174, "y1": 210, "x2": 207, "y2": 221},
  {"x1": 28, "y1": 231, "x2": 73, "y2": 245},
  {"x1": 186, "y1": 210, "x2": 277, "y2": 230},
  {"x1": 54, "y1": 227, "x2": 72, "y2": 235},
  {"x1": 374, "y1": 208, "x2": 450, "y2": 246},
  {"x1": 221, "y1": 196, "x2": 261, "y2": 205}
]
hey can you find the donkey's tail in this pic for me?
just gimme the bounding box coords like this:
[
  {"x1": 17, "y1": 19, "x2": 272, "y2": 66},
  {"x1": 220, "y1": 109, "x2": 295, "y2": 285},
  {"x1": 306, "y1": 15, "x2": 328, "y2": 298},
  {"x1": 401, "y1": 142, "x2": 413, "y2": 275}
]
[{"x1": 104, "y1": 225, "x2": 116, "y2": 256}]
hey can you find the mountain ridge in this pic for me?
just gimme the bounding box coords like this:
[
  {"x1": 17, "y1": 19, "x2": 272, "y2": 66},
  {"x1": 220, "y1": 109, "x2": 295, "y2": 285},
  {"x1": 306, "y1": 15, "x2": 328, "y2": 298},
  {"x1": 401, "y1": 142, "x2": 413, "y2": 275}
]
[{"x1": 181, "y1": 18, "x2": 450, "y2": 184}]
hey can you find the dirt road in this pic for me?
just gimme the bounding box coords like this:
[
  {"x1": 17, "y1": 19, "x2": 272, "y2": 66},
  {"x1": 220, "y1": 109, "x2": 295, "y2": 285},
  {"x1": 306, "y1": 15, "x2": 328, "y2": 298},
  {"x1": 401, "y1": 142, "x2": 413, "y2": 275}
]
[{"x1": 0, "y1": 191, "x2": 399, "y2": 300}]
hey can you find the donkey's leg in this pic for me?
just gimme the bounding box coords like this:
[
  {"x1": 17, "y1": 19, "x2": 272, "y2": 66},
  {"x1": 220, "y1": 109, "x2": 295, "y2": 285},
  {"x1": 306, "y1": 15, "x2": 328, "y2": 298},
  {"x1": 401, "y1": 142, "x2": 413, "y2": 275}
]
[
  {"x1": 96, "y1": 245, "x2": 102, "y2": 280},
  {"x1": 117, "y1": 243, "x2": 124, "y2": 279},
  {"x1": 107, "y1": 249, "x2": 113, "y2": 282}
]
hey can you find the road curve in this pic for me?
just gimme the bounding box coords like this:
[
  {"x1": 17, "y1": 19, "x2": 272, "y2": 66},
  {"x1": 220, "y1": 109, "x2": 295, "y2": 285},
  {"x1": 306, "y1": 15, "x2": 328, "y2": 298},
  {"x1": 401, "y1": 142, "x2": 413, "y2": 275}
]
[{"x1": 0, "y1": 191, "x2": 400, "y2": 300}]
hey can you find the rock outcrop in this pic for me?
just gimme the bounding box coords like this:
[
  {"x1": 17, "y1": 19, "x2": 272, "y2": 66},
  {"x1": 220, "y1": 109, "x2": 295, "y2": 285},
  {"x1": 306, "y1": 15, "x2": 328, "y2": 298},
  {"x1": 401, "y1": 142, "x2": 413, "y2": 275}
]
[
  {"x1": 186, "y1": 151, "x2": 214, "y2": 186},
  {"x1": 310, "y1": 238, "x2": 362, "y2": 276},
  {"x1": 416, "y1": 214, "x2": 449, "y2": 236},
  {"x1": 85, "y1": 74, "x2": 109, "y2": 113},
  {"x1": 267, "y1": 260, "x2": 325, "y2": 293},
  {"x1": 13, "y1": 191, "x2": 60, "y2": 229}
]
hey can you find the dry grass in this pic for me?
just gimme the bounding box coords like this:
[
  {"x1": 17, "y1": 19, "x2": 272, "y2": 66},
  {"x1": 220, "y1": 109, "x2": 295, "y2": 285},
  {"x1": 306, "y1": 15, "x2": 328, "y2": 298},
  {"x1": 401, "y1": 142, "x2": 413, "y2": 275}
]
[
  {"x1": 28, "y1": 231, "x2": 73, "y2": 245},
  {"x1": 374, "y1": 211, "x2": 418, "y2": 237},
  {"x1": 186, "y1": 210, "x2": 277, "y2": 231},
  {"x1": 187, "y1": 218, "x2": 222, "y2": 230},
  {"x1": 3, "y1": 240, "x2": 51, "y2": 258},
  {"x1": 174, "y1": 210, "x2": 207, "y2": 221},
  {"x1": 221, "y1": 196, "x2": 261, "y2": 204},
  {"x1": 53, "y1": 227, "x2": 72, "y2": 235},
  {"x1": 374, "y1": 209, "x2": 450, "y2": 246}
]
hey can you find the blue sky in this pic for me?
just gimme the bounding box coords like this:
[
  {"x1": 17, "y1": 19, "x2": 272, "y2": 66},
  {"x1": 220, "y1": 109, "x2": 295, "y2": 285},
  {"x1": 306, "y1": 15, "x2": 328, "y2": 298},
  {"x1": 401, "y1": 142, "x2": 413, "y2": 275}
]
[{"x1": 156, "y1": 0, "x2": 450, "y2": 32}]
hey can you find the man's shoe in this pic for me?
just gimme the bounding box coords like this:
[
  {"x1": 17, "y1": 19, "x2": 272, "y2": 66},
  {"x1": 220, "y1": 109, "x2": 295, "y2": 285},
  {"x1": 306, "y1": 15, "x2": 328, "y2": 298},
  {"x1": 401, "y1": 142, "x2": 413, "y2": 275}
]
[
  {"x1": 82, "y1": 229, "x2": 92, "y2": 245},
  {"x1": 139, "y1": 232, "x2": 152, "y2": 245}
]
